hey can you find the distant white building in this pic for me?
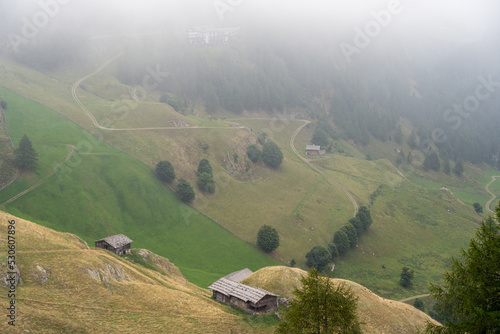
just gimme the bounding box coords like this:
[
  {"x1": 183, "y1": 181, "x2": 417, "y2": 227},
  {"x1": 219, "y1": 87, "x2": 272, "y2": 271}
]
[{"x1": 185, "y1": 26, "x2": 240, "y2": 46}]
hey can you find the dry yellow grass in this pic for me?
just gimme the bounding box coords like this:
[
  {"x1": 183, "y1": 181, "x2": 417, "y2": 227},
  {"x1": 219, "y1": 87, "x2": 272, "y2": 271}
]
[
  {"x1": 242, "y1": 266, "x2": 441, "y2": 333},
  {"x1": 0, "y1": 212, "x2": 274, "y2": 333}
]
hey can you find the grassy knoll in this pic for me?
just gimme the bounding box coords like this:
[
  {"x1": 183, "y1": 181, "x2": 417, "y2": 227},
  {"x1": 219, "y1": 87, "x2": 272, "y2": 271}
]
[
  {"x1": 0, "y1": 87, "x2": 279, "y2": 287},
  {"x1": 242, "y1": 266, "x2": 440, "y2": 333},
  {"x1": 331, "y1": 181, "x2": 480, "y2": 300},
  {"x1": 0, "y1": 212, "x2": 276, "y2": 334}
]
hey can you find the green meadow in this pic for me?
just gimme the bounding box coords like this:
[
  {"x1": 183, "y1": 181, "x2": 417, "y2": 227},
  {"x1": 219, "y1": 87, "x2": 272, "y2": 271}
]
[{"x1": 0, "y1": 87, "x2": 280, "y2": 287}]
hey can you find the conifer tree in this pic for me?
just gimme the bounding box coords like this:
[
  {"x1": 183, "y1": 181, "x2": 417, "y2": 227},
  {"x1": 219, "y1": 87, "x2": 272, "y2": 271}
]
[
  {"x1": 276, "y1": 269, "x2": 361, "y2": 333},
  {"x1": 426, "y1": 204, "x2": 500, "y2": 333},
  {"x1": 15, "y1": 135, "x2": 38, "y2": 171}
]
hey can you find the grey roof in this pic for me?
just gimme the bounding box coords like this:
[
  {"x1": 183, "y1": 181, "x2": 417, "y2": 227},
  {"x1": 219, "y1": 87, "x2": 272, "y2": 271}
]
[
  {"x1": 96, "y1": 234, "x2": 132, "y2": 248},
  {"x1": 306, "y1": 145, "x2": 321, "y2": 151},
  {"x1": 209, "y1": 278, "x2": 276, "y2": 304},
  {"x1": 224, "y1": 268, "x2": 253, "y2": 283}
]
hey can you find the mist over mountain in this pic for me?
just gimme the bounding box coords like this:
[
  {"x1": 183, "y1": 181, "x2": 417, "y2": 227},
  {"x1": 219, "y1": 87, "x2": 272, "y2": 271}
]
[{"x1": 1, "y1": 0, "x2": 499, "y2": 164}]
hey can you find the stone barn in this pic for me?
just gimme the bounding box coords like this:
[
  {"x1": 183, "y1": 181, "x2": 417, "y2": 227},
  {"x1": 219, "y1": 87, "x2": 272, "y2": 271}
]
[
  {"x1": 208, "y1": 278, "x2": 278, "y2": 314},
  {"x1": 95, "y1": 234, "x2": 132, "y2": 255}
]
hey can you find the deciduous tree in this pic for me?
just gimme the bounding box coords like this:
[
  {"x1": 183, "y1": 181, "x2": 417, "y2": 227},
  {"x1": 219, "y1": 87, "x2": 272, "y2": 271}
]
[
  {"x1": 262, "y1": 139, "x2": 283, "y2": 169},
  {"x1": 197, "y1": 172, "x2": 215, "y2": 194},
  {"x1": 176, "y1": 178, "x2": 195, "y2": 202},
  {"x1": 257, "y1": 225, "x2": 280, "y2": 252},
  {"x1": 305, "y1": 246, "x2": 331, "y2": 271},
  {"x1": 356, "y1": 206, "x2": 373, "y2": 230},
  {"x1": 473, "y1": 202, "x2": 483, "y2": 214},
  {"x1": 246, "y1": 144, "x2": 262, "y2": 163},
  {"x1": 155, "y1": 160, "x2": 176, "y2": 183},
  {"x1": 341, "y1": 223, "x2": 358, "y2": 247},
  {"x1": 197, "y1": 158, "x2": 213, "y2": 177},
  {"x1": 333, "y1": 230, "x2": 350, "y2": 255}
]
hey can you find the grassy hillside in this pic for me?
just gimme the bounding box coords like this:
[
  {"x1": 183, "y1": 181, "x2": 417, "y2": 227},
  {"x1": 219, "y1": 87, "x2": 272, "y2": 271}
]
[
  {"x1": 242, "y1": 266, "x2": 440, "y2": 333},
  {"x1": 0, "y1": 87, "x2": 280, "y2": 287},
  {"x1": 0, "y1": 58, "x2": 487, "y2": 302},
  {"x1": 0, "y1": 212, "x2": 276, "y2": 333},
  {"x1": 0, "y1": 212, "x2": 440, "y2": 333}
]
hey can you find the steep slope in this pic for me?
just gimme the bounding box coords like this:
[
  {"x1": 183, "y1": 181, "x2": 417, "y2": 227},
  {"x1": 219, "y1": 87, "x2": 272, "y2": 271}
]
[
  {"x1": 242, "y1": 266, "x2": 440, "y2": 333},
  {"x1": 0, "y1": 211, "x2": 275, "y2": 333}
]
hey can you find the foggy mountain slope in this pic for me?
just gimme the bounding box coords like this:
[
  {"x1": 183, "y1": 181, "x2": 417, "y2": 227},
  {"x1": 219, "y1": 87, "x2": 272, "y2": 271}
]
[{"x1": 1, "y1": 1, "x2": 498, "y2": 167}]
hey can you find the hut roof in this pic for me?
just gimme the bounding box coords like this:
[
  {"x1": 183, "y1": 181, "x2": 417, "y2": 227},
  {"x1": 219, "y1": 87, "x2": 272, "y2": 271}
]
[
  {"x1": 224, "y1": 268, "x2": 253, "y2": 283},
  {"x1": 306, "y1": 145, "x2": 321, "y2": 151},
  {"x1": 96, "y1": 234, "x2": 132, "y2": 248},
  {"x1": 209, "y1": 278, "x2": 276, "y2": 304}
]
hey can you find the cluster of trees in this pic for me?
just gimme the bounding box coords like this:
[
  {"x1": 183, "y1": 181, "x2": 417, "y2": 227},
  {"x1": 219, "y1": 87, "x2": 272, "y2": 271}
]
[
  {"x1": 155, "y1": 160, "x2": 195, "y2": 203},
  {"x1": 246, "y1": 136, "x2": 284, "y2": 169},
  {"x1": 398, "y1": 145, "x2": 466, "y2": 177},
  {"x1": 256, "y1": 225, "x2": 280, "y2": 253},
  {"x1": 306, "y1": 207, "x2": 372, "y2": 271},
  {"x1": 197, "y1": 159, "x2": 215, "y2": 194}
]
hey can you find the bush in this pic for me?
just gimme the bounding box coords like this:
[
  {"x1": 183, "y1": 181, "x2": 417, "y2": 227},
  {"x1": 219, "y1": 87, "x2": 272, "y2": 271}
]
[
  {"x1": 246, "y1": 144, "x2": 262, "y2": 163},
  {"x1": 305, "y1": 246, "x2": 331, "y2": 271},
  {"x1": 356, "y1": 206, "x2": 373, "y2": 230},
  {"x1": 155, "y1": 160, "x2": 176, "y2": 183},
  {"x1": 262, "y1": 140, "x2": 283, "y2": 169},
  {"x1": 333, "y1": 230, "x2": 350, "y2": 255},
  {"x1": 0, "y1": 100, "x2": 7, "y2": 110},
  {"x1": 176, "y1": 178, "x2": 195, "y2": 202},
  {"x1": 257, "y1": 225, "x2": 279, "y2": 252}
]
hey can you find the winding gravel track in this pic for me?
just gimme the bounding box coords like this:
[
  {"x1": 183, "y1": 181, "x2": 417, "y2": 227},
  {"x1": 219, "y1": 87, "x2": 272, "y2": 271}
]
[
  {"x1": 289, "y1": 121, "x2": 359, "y2": 216},
  {"x1": 485, "y1": 175, "x2": 500, "y2": 213},
  {"x1": 1, "y1": 145, "x2": 76, "y2": 205}
]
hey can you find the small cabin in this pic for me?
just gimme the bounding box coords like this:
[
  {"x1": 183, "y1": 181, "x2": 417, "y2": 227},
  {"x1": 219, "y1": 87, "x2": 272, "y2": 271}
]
[
  {"x1": 95, "y1": 234, "x2": 132, "y2": 255},
  {"x1": 306, "y1": 145, "x2": 322, "y2": 156},
  {"x1": 209, "y1": 278, "x2": 278, "y2": 314}
]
